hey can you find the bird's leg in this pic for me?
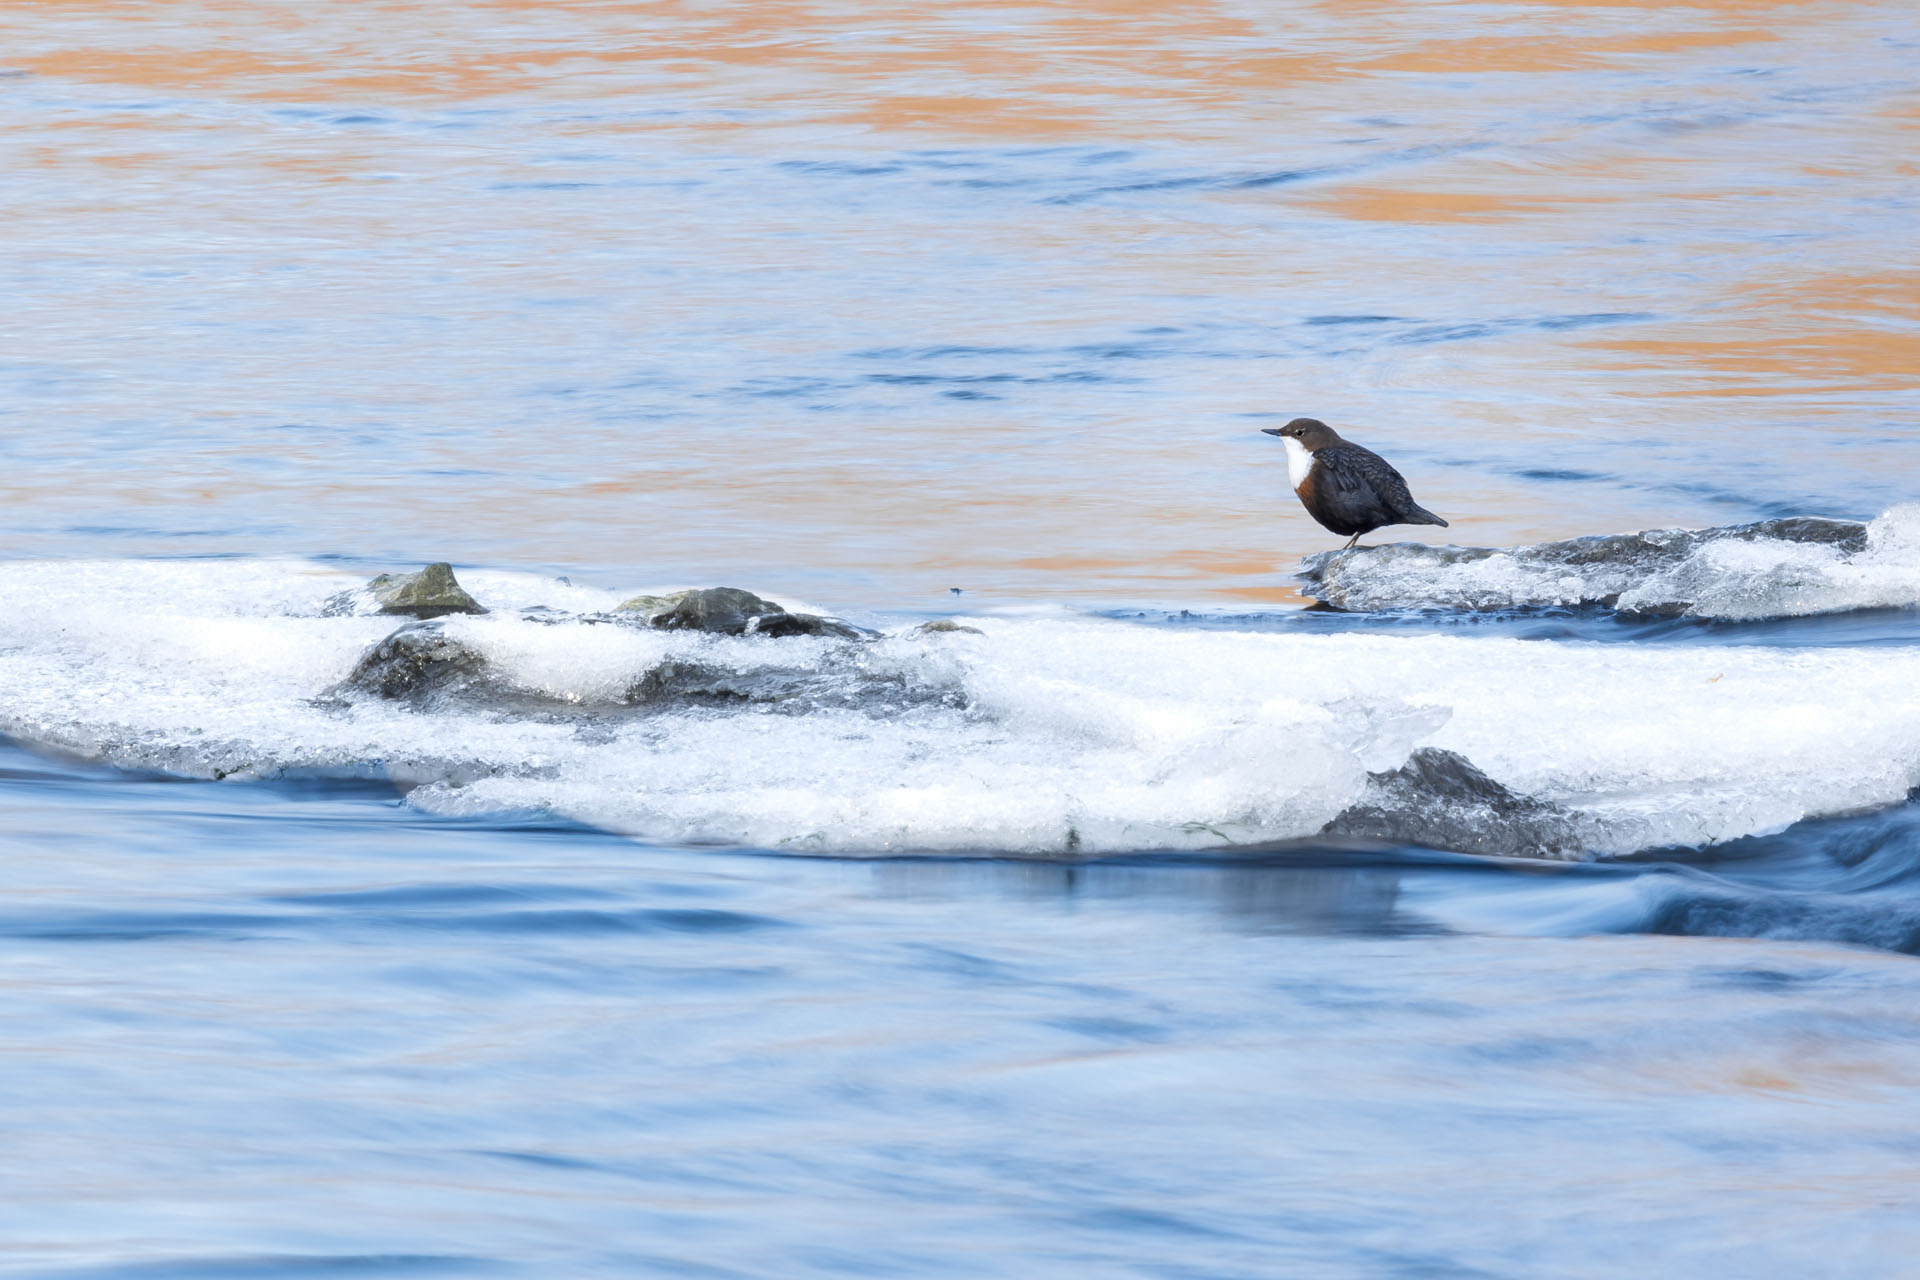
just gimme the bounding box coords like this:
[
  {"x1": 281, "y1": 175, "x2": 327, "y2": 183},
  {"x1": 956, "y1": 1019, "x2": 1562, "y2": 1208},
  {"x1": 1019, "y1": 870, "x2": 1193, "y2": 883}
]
[{"x1": 1343, "y1": 533, "x2": 1361, "y2": 551}]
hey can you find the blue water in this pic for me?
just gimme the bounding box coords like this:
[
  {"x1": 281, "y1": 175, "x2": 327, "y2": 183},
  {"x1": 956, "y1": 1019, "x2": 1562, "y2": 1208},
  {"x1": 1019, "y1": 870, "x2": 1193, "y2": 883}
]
[
  {"x1": 6, "y1": 1, "x2": 1920, "y2": 1275},
  {"x1": 7, "y1": 735, "x2": 1920, "y2": 1280},
  {"x1": 5, "y1": 0, "x2": 1918, "y2": 603}
]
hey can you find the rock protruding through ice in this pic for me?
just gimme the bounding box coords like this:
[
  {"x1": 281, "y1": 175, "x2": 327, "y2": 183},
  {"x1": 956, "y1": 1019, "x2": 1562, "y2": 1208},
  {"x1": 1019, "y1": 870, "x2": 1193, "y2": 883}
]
[
  {"x1": 1322, "y1": 748, "x2": 1602, "y2": 858},
  {"x1": 368, "y1": 561, "x2": 489, "y2": 618},
  {"x1": 617, "y1": 586, "x2": 871, "y2": 639},
  {"x1": 1299, "y1": 508, "x2": 1920, "y2": 619},
  {"x1": 1, "y1": 552, "x2": 1918, "y2": 859}
]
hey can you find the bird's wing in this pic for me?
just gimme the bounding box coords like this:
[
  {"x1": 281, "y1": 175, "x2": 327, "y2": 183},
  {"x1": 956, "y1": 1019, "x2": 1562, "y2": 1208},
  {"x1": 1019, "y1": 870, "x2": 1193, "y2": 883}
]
[{"x1": 1316, "y1": 444, "x2": 1419, "y2": 508}]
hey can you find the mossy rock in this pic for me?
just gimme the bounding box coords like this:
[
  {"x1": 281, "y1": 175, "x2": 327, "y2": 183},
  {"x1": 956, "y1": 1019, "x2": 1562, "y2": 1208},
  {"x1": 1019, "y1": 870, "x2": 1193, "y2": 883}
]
[
  {"x1": 613, "y1": 590, "x2": 693, "y2": 621},
  {"x1": 368, "y1": 562, "x2": 487, "y2": 618}
]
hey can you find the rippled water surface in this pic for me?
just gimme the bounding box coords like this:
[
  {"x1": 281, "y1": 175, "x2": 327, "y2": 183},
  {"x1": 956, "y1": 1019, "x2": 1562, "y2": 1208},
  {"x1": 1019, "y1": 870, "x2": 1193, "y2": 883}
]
[
  {"x1": 9, "y1": 739, "x2": 1920, "y2": 1280},
  {"x1": 5, "y1": 0, "x2": 1917, "y2": 602},
  {"x1": 3, "y1": 2, "x2": 1919, "y2": 1277}
]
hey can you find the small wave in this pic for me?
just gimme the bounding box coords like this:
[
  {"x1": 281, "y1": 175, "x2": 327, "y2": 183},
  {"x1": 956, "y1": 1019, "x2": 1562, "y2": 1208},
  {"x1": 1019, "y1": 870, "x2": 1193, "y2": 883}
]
[
  {"x1": 1300, "y1": 506, "x2": 1920, "y2": 621},
  {"x1": 1429, "y1": 861, "x2": 1920, "y2": 957},
  {"x1": 1646, "y1": 879, "x2": 1920, "y2": 955},
  {"x1": 1407, "y1": 797, "x2": 1920, "y2": 955}
]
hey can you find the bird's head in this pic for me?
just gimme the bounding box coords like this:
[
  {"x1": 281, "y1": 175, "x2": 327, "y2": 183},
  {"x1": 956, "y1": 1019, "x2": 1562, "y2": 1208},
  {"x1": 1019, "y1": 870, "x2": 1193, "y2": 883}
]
[{"x1": 1260, "y1": 418, "x2": 1340, "y2": 450}]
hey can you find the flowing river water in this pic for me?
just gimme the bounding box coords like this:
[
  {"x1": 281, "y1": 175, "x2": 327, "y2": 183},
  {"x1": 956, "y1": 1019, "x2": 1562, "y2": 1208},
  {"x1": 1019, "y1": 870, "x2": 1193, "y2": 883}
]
[{"x1": 2, "y1": 2, "x2": 1919, "y2": 1276}]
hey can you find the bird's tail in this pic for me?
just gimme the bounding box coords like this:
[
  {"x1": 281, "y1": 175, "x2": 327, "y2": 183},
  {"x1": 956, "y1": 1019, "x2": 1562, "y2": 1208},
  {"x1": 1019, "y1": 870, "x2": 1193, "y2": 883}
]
[{"x1": 1405, "y1": 505, "x2": 1449, "y2": 528}]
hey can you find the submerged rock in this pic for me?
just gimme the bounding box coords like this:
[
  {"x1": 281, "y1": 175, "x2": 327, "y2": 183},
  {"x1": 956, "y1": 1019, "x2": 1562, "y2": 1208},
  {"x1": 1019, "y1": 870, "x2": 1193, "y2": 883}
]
[
  {"x1": 626, "y1": 653, "x2": 966, "y2": 713},
  {"x1": 1297, "y1": 516, "x2": 1873, "y2": 617},
  {"x1": 367, "y1": 562, "x2": 487, "y2": 618},
  {"x1": 628, "y1": 658, "x2": 832, "y2": 707},
  {"x1": 1322, "y1": 748, "x2": 1596, "y2": 859},
  {"x1": 616, "y1": 586, "x2": 869, "y2": 639}
]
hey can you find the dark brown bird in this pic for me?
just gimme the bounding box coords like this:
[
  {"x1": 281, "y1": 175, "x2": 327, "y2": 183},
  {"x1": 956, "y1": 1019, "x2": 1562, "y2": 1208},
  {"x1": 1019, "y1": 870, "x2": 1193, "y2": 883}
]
[{"x1": 1261, "y1": 418, "x2": 1448, "y2": 549}]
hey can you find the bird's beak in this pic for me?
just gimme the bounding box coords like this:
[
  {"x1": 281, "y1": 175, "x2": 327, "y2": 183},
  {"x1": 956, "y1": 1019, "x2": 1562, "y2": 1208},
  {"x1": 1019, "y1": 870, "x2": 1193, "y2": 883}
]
[{"x1": 1260, "y1": 428, "x2": 1283, "y2": 437}]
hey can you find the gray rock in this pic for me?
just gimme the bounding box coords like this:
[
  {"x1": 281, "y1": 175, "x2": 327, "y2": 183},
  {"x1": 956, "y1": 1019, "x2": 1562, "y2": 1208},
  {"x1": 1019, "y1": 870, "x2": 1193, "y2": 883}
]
[
  {"x1": 1321, "y1": 747, "x2": 1596, "y2": 859},
  {"x1": 912, "y1": 619, "x2": 985, "y2": 637},
  {"x1": 367, "y1": 562, "x2": 487, "y2": 618}
]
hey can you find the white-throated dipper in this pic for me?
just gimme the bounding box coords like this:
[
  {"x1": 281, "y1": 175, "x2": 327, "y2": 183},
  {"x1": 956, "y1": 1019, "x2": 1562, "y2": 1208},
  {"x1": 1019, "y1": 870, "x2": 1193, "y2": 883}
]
[{"x1": 1261, "y1": 418, "x2": 1448, "y2": 549}]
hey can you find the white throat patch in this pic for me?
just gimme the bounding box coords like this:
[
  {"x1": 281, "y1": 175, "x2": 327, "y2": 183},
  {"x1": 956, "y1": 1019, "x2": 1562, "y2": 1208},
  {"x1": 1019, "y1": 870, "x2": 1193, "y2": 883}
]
[{"x1": 1280, "y1": 435, "x2": 1314, "y2": 491}]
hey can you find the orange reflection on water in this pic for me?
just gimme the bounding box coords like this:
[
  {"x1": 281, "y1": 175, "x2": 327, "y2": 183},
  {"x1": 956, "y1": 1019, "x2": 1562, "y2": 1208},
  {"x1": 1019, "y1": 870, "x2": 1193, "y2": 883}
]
[
  {"x1": 1581, "y1": 329, "x2": 1920, "y2": 397},
  {"x1": 2, "y1": 0, "x2": 1914, "y2": 602},
  {"x1": 5, "y1": 0, "x2": 1801, "y2": 136},
  {"x1": 1579, "y1": 266, "x2": 1920, "y2": 399},
  {"x1": 1302, "y1": 186, "x2": 1583, "y2": 224}
]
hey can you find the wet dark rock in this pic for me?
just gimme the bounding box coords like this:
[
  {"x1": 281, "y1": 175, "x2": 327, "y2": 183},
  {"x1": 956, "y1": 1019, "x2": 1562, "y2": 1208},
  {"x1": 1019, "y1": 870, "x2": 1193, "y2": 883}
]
[
  {"x1": 746, "y1": 612, "x2": 872, "y2": 640},
  {"x1": 1471, "y1": 517, "x2": 1866, "y2": 576},
  {"x1": 619, "y1": 587, "x2": 773, "y2": 633},
  {"x1": 334, "y1": 622, "x2": 492, "y2": 707},
  {"x1": 1298, "y1": 516, "x2": 1870, "y2": 614},
  {"x1": 367, "y1": 562, "x2": 487, "y2": 618},
  {"x1": 912, "y1": 619, "x2": 986, "y2": 637},
  {"x1": 616, "y1": 586, "x2": 869, "y2": 639},
  {"x1": 331, "y1": 610, "x2": 919, "y2": 719},
  {"x1": 1322, "y1": 748, "x2": 1595, "y2": 859}
]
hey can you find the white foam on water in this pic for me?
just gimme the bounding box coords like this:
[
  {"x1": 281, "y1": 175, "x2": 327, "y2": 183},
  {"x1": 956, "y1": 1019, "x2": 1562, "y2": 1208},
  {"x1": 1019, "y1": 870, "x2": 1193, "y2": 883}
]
[
  {"x1": 1309, "y1": 505, "x2": 1920, "y2": 619},
  {"x1": 2, "y1": 558, "x2": 1919, "y2": 856}
]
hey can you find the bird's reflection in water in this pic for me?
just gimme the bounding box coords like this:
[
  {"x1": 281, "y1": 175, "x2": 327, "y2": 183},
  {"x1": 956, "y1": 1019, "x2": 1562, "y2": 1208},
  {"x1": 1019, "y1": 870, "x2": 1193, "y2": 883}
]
[{"x1": 865, "y1": 858, "x2": 1418, "y2": 936}]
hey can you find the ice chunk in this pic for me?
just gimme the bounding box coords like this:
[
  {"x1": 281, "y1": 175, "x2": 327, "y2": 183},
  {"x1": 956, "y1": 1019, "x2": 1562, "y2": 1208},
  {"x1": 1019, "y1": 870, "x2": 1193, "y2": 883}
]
[
  {"x1": 1, "y1": 555, "x2": 1918, "y2": 858},
  {"x1": 1300, "y1": 509, "x2": 1920, "y2": 620}
]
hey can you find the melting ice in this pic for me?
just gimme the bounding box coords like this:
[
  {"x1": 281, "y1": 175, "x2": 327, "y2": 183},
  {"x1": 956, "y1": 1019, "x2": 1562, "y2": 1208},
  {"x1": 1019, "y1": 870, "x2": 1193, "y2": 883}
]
[
  {"x1": 1, "y1": 516, "x2": 1918, "y2": 859},
  {"x1": 1300, "y1": 506, "x2": 1920, "y2": 619}
]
